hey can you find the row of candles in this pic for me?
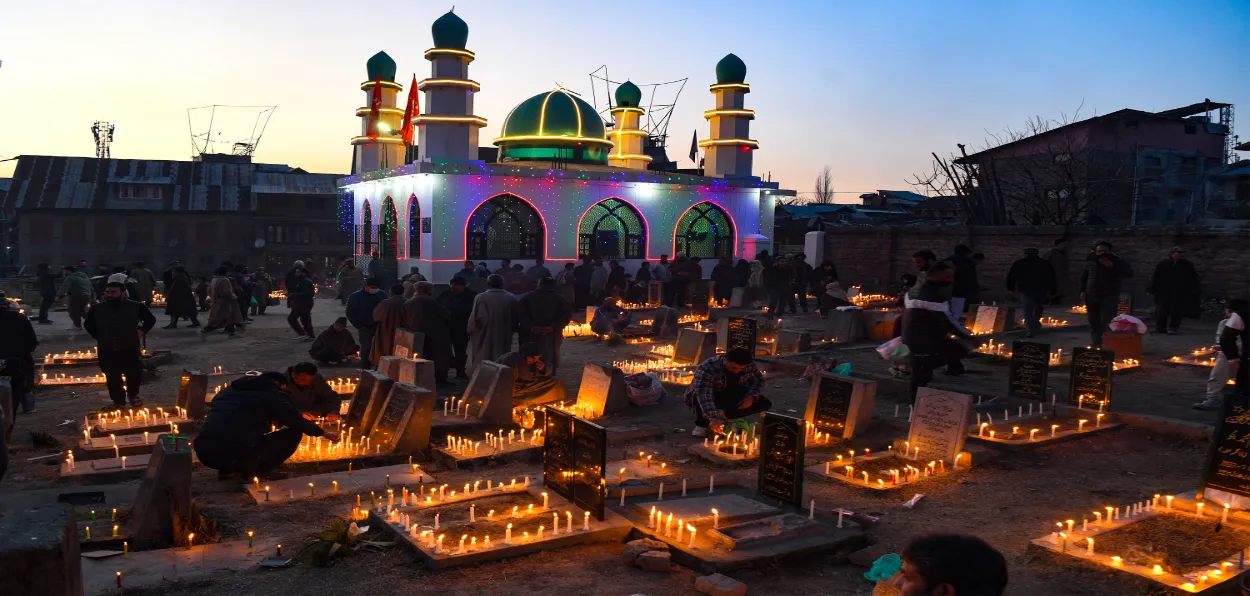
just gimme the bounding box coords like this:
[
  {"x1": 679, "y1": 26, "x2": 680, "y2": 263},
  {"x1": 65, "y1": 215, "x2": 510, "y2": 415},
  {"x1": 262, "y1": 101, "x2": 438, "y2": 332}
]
[
  {"x1": 823, "y1": 444, "x2": 966, "y2": 487},
  {"x1": 1169, "y1": 346, "x2": 1219, "y2": 367},
  {"x1": 87, "y1": 407, "x2": 187, "y2": 431},
  {"x1": 444, "y1": 428, "x2": 544, "y2": 455},
  {"x1": 349, "y1": 477, "x2": 531, "y2": 514},
  {"x1": 40, "y1": 347, "x2": 151, "y2": 365},
  {"x1": 39, "y1": 372, "x2": 107, "y2": 385},
  {"x1": 327, "y1": 377, "x2": 358, "y2": 394},
  {"x1": 1049, "y1": 495, "x2": 1237, "y2": 591},
  {"x1": 442, "y1": 395, "x2": 476, "y2": 418},
  {"x1": 399, "y1": 504, "x2": 594, "y2": 555},
  {"x1": 977, "y1": 415, "x2": 1105, "y2": 440},
  {"x1": 611, "y1": 358, "x2": 695, "y2": 384}
]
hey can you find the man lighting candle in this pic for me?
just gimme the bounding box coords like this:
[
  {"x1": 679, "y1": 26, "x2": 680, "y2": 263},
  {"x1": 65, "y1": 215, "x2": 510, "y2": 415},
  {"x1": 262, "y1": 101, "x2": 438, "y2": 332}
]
[
  {"x1": 283, "y1": 362, "x2": 344, "y2": 419},
  {"x1": 685, "y1": 348, "x2": 773, "y2": 437}
]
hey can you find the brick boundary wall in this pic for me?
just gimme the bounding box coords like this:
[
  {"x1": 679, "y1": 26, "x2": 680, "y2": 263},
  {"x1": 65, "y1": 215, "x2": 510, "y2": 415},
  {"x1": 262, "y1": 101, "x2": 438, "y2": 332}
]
[{"x1": 823, "y1": 226, "x2": 1250, "y2": 306}]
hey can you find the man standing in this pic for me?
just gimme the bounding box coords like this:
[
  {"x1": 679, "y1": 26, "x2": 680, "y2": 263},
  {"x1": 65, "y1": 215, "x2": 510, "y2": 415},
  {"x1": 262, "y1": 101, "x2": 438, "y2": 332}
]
[
  {"x1": 527, "y1": 257, "x2": 552, "y2": 283},
  {"x1": 345, "y1": 277, "x2": 386, "y2": 368},
  {"x1": 495, "y1": 258, "x2": 513, "y2": 275},
  {"x1": 572, "y1": 257, "x2": 593, "y2": 309},
  {"x1": 367, "y1": 251, "x2": 388, "y2": 288},
  {"x1": 370, "y1": 285, "x2": 407, "y2": 367},
  {"x1": 495, "y1": 342, "x2": 567, "y2": 407},
  {"x1": 282, "y1": 362, "x2": 342, "y2": 418},
  {"x1": 250, "y1": 267, "x2": 273, "y2": 316},
  {"x1": 161, "y1": 260, "x2": 180, "y2": 295},
  {"x1": 403, "y1": 281, "x2": 454, "y2": 387},
  {"x1": 791, "y1": 253, "x2": 813, "y2": 313},
  {"x1": 589, "y1": 259, "x2": 608, "y2": 304},
  {"x1": 194, "y1": 373, "x2": 337, "y2": 480},
  {"x1": 337, "y1": 259, "x2": 364, "y2": 305},
  {"x1": 1080, "y1": 241, "x2": 1133, "y2": 347},
  {"x1": 453, "y1": 260, "x2": 486, "y2": 294},
  {"x1": 36, "y1": 263, "x2": 56, "y2": 324},
  {"x1": 652, "y1": 254, "x2": 671, "y2": 303},
  {"x1": 902, "y1": 262, "x2": 974, "y2": 402},
  {"x1": 945, "y1": 245, "x2": 978, "y2": 316},
  {"x1": 1043, "y1": 238, "x2": 1072, "y2": 304},
  {"x1": 1006, "y1": 248, "x2": 1057, "y2": 337},
  {"x1": 685, "y1": 348, "x2": 773, "y2": 437},
  {"x1": 85, "y1": 282, "x2": 156, "y2": 409},
  {"x1": 0, "y1": 298, "x2": 38, "y2": 415},
  {"x1": 517, "y1": 277, "x2": 572, "y2": 372},
  {"x1": 504, "y1": 263, "x2": 536, "y2": 295},
  {"x1": 162, "y1": 266, "x2": 201, "y2": 329},
  {"x1": 309, "y1": 318, "x2": 359, "y2": 365},
  {"x1": 765, "y1": 256, "x2": 795, "y2": 316},
  {"x1": 202, "y1": 266, "x2": 243, "y2": 339},
  {"x1": 468, "y1": 274, "x2": 518, "y2": 372},
  {"x1": 907, "y1": 250, "x2": 938, "y2": 299},
  {"x1": 58, "y1": 265, "x2": 93, "y2": 329},
  {"x1": 437, "y1": 276, "x2": 478, "y2": 379},
  {"x1": 666, "y1": 253, "x2": 695, "y2": 308},
  {"x1": 131, "y1": 262, "x2": 157, "y2": 307},
  {"x1": 286, "y1": 266, "x2": 316, "y2": 340},
  {"x1": 1148, "y1": 247, "x2": 1201, "y2": 334}
]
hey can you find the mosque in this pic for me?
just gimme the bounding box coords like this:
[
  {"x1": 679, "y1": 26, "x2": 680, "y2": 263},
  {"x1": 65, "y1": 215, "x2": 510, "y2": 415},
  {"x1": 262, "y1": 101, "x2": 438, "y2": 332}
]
[{"x1": 340, "y1": 10, "x2": 793, "y2": 284}]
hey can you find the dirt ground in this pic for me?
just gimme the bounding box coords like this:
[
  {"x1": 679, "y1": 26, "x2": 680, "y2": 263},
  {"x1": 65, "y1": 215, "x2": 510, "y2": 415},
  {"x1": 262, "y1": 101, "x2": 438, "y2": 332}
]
[{"x1": 1, "y1": 300, "x2": 1229, "y2": 595}]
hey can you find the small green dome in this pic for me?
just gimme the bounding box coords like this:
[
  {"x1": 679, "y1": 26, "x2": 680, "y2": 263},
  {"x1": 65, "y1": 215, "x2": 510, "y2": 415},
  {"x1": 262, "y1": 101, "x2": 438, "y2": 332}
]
[
  {"x1": 495, "y1": 89, "x2": 612, "y2": 164},
  {"x1": 432, "y1": 10, "x2": 469, "y2": 49},
  {"x1": 366, "y1": 51, "x2": 396, "y2": 82},
  {"x1": 715, "y1": 53, "x2": 747, "y2": 84},
  {"x1": 615, "y1": 81, "x2": 642, "y2": 108}
]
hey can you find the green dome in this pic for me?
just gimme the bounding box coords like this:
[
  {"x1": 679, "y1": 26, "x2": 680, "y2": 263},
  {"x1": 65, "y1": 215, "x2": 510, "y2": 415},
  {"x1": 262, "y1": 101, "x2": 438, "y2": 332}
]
[
  {"x1": 715, "y1": 53, "x2": 747, "y2": 84},
  {"x1": 366, "y1": 51, "x2": 396, "y2": 82},
  {"x1": 431, "y1": 10, "x2": 469, "y2": 49},
  {"x1": 495, "y1": 89, "x2": 612, "y2": 164},
  {"x1": 615, "y1": 81, "x2": 642, "y2": 108}
]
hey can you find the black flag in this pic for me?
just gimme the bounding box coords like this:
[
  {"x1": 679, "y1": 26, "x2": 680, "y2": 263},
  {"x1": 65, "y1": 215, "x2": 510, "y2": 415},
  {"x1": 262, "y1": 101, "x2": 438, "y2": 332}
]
[{"x1": 689, "y1": 130, "x2": 698, "y2": 163}]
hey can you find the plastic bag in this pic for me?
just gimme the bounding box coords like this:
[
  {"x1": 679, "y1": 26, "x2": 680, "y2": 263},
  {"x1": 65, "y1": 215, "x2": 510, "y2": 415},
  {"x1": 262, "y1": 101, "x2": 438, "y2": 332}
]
[
  {"x1": 1109, "y1": 314, "x2": 1147, "y2": 334},
  {"x1": 876, "y1": 337, "x2": 910, "y2": 363},
  {"x1": 832, "y1": 362, "x2": 853, "y2": 376},
  {"x1": 624, "y1": 372, "x2": 666, "y2": 406},
  {"x1": 865, "y1": 553, "x2": 902, "y2": 582}
]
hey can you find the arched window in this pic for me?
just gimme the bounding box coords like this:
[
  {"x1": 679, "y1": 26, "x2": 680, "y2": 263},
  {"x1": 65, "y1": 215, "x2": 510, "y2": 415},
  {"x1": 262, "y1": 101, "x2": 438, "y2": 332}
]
[
  {"x1": 466, "y1": 194, "x2": 544, "y2": 260},
  {"x1": 407, "y1": 194, "x2": 421, "y2": 259},
  {"x1": 578, "y1": 198, "x2": 646, "y2": 259},
  {"x1": 380, "y1": 196, "x2": 399, "y2": 263},
  {"x1": 359, "y1": 199, "x2": 373, "y2": 256},
  {"x1": 674, "y1": 201, "x2": 734, "y2": 259}
]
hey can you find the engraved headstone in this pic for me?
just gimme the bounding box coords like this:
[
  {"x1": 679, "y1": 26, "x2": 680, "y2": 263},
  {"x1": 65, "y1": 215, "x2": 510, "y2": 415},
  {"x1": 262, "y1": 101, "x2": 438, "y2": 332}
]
[
  {"x1": 393, "y1": 329, "x2": 424, "y2": 359},
  {"x1": 176, "y1": 369, "x2": 209, "y2": 420},
  {"x1": 575, "y1": 362, "x2": 629, "y2": 418},
  {"x1": 719, "y1": 317, "x2": 758, "y2": 354},
  {"x1": 1201, "y1": 398, "x2": 1250, "y2": 499},
  {"x1": 773, "y1": 330, "x2": 812, "y2": 356},
  {"x1": 824, "y1": 308, "x2": 864, "y2": 343},
  {"x1": 647, "y1": 281, "x2": 664, "y2": 307},
  {"x1": 1009, "y1": 340, "x2": 1050, "y2": 400},
  {"x1": 543, "y1": 407, "x2": 575, "y2": 501},
  {"x1": 367, "y1": 383, "x2": 435, "y2": 454},
  {"x1": 649, "y1": 306, "x2": 680, "y2": 338},
  {"x1": 804, "y1": 372, "x2": 876, "y2": 439},
  {"x1": 345, "y1": 370, "x2": 395, "y2": 436},
  {"x1": 757, "y1": 412, "x2": 805, "y2": 508},
  {"x1": 906, "y1": 388, "x2": 973, "y2": 464},
  {"x1": 1068, "y1": 346, "x2": 1114, "y2": 406},
  {"x1": 971, "y1": 305, "x2": 999, "y2": 335},
  {"x1": 467, "y1": 361, "x2": 514, "y2": 424},
  {"x1": 129, "y1": 434, "x2": 192, "y2": 549},
  {"x1": 573, "y1": 416, "x2": 608, "y2": 520},
  {"x1": 377, "y1": 356, "x2": 417, "y2": 385},
  {"x1": 673, "y1": 327, "x2": 717, "y2": 365}
]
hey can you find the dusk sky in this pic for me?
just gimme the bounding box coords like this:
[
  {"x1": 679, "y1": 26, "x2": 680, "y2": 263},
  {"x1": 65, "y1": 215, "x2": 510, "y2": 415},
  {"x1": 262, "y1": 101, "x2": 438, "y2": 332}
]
[{"x1": 2, "y1": 0, "x2": 1247, "y2": 201}]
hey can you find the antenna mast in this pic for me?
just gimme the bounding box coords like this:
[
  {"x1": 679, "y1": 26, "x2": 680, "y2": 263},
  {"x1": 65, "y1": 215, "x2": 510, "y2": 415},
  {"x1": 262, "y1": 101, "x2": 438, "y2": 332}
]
[{"x1": 91, "y1": 121, "x2": 115, "y2": 159}]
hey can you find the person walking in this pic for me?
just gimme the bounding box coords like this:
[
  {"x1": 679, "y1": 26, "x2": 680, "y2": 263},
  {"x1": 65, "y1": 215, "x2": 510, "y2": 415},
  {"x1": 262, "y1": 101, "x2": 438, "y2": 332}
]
[
  {"x1": 468, "y1": 274, "x2": 519, "y2": 372},
  {"x1": 370, "y1": 285, "x2": 407, "y2": 367},
  {"x1": 1080, "y1": 241, "x2": 1133, "y2": 347},
  {"x1": 130, "y1": 262, "x2": 157, "y2": 307},
  {"x1": 1043, "y1": 238, "x2": 1072, "y2": 304},
  {"x1": 36, "y1": 263, "x2": 56, "y2": 325},
  {"x1": 517, "y1": 277, "x2": 572, "y2": 373},
  {"x1": 403, "y1": 281, "x2": 454, "y2": 387},
  {"x1": 286, "y1": 267, "x2": 316, "y2": 340},
  {"x1": 1195, "y1": 299, "x2": 1247, "y2": 411},
  {"x1": 1147, "y1": 247, "x2": 1201, "y2": 334},
  {"x1": 1006, "y1": 248, "x2": 1057, "y2": 337},
  {"x1": 57, "y1": 265, "x2": 93, "y2": 329},
  {"x1": 202, "y1": 266, "x2": 243, "y2": 339},
  {"x1": 250, "y1": 267, "x2": 273, "y2": 316},
  {"x1": 345, "y1": 277, "x2": 386, "y2": 368},
  {"x1": 162, "y1": 266, "x2": 201, "y2": 329},
  {"x1": 437, "y1": 276, "x2": 478, "y2": 379},
  {"x1": 902, "y1": 262, "x2": 973, "y2": 403},
  {"x1": 337, "y1": 259, "x2": 364, "y2": 305},
  {"x1": 231, "y1": 265, "x2": 253, "y2": 323},
  {"x1": 85, "y1": 282, "x2": 156, "y2": 409},
  {"x1": 589, "y1": 259, "x2": 608, "y2": 304}
]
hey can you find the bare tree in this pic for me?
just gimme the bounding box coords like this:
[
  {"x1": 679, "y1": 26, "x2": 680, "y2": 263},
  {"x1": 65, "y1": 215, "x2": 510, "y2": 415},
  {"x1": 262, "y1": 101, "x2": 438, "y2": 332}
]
[{"x1": 810, "y1": 166, "x2": 836, "y2": 204}]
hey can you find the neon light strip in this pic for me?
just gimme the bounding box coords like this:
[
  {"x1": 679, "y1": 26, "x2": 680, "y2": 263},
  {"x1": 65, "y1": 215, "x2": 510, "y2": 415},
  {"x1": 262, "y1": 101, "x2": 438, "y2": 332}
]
[
  {"x1": 556, "y1": 88, "x2": 584, "y2": 137},
  {"x1": 417, "y1": 78, "x2": 481, "y2": 91},
  {"x1": 610, "y1": 107, "x2": 645, "y2": 114},
  {"x1": 709, "y1": 83, "x2": 751, "y2": 92},
  {"x1": 360, "y1": 81, "x2": 404, "y2": 91},
  {"x1": 538, "y1": 91, "x2": 555, "y2": 135},
  {"x1": 351, "y1": 136, "x2": 404, "y2": 145},
  {"x1": 355, "y1": 107, "x2": 405, "y2": 117},
  {"x1": 415, "y1": 115, "x2": 488, "y2": 126},
  {"x1": 424, "y1": 48, "x2": 476, "y2": 61},
  {"x1": 607, "y1": 154, "x2": 654, "y2": 162},
  {"x1": 607, "y1": 130, "x2": 649, "y2": 138},
  {"x1": 575, "y1": 197, "x2": 652, "y2": 260},
  {"x1": 672, "y1": 201, "x2": 739, "y2": 259},
  {"x1": 492, "y1": 135, "x2": 614, "y2": 147},
  {"x1": 703, "y1": 109, "x2": 756, "y2": 119},
  {"x1": 697, "y1": 139, "x2": 759, "y2": 148}
]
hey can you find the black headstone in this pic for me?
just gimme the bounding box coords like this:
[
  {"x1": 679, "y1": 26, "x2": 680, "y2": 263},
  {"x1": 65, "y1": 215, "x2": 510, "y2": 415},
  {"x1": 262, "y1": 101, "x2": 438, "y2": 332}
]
[
  {"x1": 1201, "y1": 397, "x2": 1250, "y2": 498},
  {"x1": 366, "y1": 384, "x2": 419, "y2": 454},
  {"x1": 757, "y1": 412, "x2": 805, "y2": 508},
  {"x1": 1068, "y1": 346, "x2": 1114, "y2": 406},
  {"x1": 572, "y1": 416, "x2": 608, "y2": 521},
  {"x1": 691, "y1": 282, "x2": 710, "y2": 318},
  {"x1": 345, "y1": 370, "x2": 394, "y2": 434},
  {"x1": 1009, "y1": 340, "x2": 1051, "y2": 400},
  {"x1": 726, "y1": 317, "x2": 758, "y2": 355},
  {"x1": 806, "y1": 374, "x2": 853, "y2": 436},
  {"x1": 543, "y1": 407, "x2": 575, "y2": 503},
  {"x1": 647, "y1": 281, "x2": 663, "y2": 308}
]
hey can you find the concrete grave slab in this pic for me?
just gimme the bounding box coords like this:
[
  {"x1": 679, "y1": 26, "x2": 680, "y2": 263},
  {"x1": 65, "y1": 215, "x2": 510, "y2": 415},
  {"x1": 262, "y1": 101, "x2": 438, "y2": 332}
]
[
  {"x1": 128, "y1": 435, "x2": 193, "y2": 549},
  {"x1": 468, "y1": 361, "x2": 515, "y2": 425},
  {"x1": 634, "y1": 495, "x2": 780, "y2": 528},
  {"x1": 907, "y1": 387, "x2": 973, "y2": 464},
  {"x1": 81, "y1": 537, "x2": 280, "y2": 596},
  {"x1": 575, "y1": 362, "x2": 630, "y2": 418},
  {"x1": 824, "y1": 308, "x2": 864, "y2": 343},
  {"x1": 356, "y1": 371, "x2": 397, "y2": 436},
  {"x1": 773, "y1": 330, "x2": 812, "y2": 356},
  {"x1": 378, "y1": 356, "x2": 417, "y2": 385},
  {"x1": 708, "y1": 513, "x2": 823, "y2": 549},
  {"x1": 0, "y1": 504, "x2": 82, "y2": 596},
  {"x1": 674, "y1": 328, "x2": 718, "y2": 365},
  {"x1": 373, "y1": 383, "x2": 436, "y2": 454},
  {"x1": 242, "y1": 462, "x2": 436, "y2": 505},
  {"x1": 688, "y1": 441, "x2": 758, "y2": 467}
]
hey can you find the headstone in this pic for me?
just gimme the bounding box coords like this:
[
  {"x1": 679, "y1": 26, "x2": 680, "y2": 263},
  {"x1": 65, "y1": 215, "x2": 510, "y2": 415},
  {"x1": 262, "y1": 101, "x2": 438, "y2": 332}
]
[
  {"x1": 0, "y1": 504, "x2": 83, "y2": 596},
  {"x1": 728, "y1": 287, "x2": 745, "y2": 307},
  {"x1": 862, "y1": 310, "x2": 901, "y2": 342},
  {"x1": 804, "y1": 372, "x2": 876, "y2": 439},
  {"x1": 1008, "y1": 340, "x2": 1050, "y2": 400},
  {"x1": 575, "y1": 363, "x2": 629, "y2": 418},
  {"x1": 691, "y1": 282, "x2": 710, "y2": 318},
  {"x1": 757, "y1": 412, "x2": 805, "y2": 508},
  {"x1": 906, "y1": 388, "x2": 972, "y2": 464},
  {"x1": 393, "y1": 329, "x2": 424, "y2": 359},
  {"x1": 176, "y1": 369, "x2": 209, "y2": 420},
  {"x1": 467, "y1": 361, "x2": 514, "y2": 424},
  {"x1": 1117, "y1": 293, "x2": 1132, "y2": 315},
  {"x1": 719, "y1": 317, "x2": 758, "y2": 354},
  {"x1": 129, "y1": 434, "x2": 193, "y2": 549},
  {"x1": 1068, "y1": 346, "x2": 1114, "y2": 406},
  {"x1": 649, "y1": 306, "x2": 680, "y2": 338},
  {"x1": 378, "y1": 356, "x2": 417, "y2": 385},
  {"x1": 673, "y1": 328, "x2": 717, "y2": 365},
  {"x1": 543, "y1": 407, "x2": 575, "y2": 502},
  {"x1": 971, "y1": 305, "x2": 1001, "y2": 335},
  {"x1": 773, "y1": 330, "x2": 812, "y2": 356},
  {"x1": 1200, "y1": 398, "x2": 1250, "y2": 499},
  {"x1": 409, "y1": 358, "x2": 436, "y2": 393},
  {"x1": 367, "y1": 383, "x2": 436, "y2": 454},
  {"x1": 824, "y1": 308, "x2": 864, "y2": 343},
  {"x1": 0, "y1": 378, "x2": 12, "y2": 447},
  {"x1": 647, "y1": 281, "x2": 664, "y2": 307},
  {"x1": 572, "y1": 416, "x2": 608, "y2": 521},
  {"x1": 344, "y1": 370, "x2": 395, "y2": 436}
]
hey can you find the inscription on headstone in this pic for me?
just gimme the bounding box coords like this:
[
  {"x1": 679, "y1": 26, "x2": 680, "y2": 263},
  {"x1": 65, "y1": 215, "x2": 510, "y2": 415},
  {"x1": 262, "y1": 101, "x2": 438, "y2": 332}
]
[
  {"x1": 906, "y1": 388, "x2": 972, "y2": 464},
  {"x1": 804, "y1": 372, "x2": 876, "y2": 439},
  {"x1": 1009, "y1": 340, "x2": 1050, "y2": 400},
  {"x1": 972, "y1": 306, "x2": 1000, "y2": 335},
  {"x1": 543, "y1": 407, "x2": 575, "y2": 502},
  {"x1": 647, "y1": 281, "x2": 663, "y2": 307},
  {"x1": 773, "y1": 330, "x2": 812, "y2": 356},
  {"x1": 720, "y1": 317, "x2": 757, "y2": 354},
  {"x1": 344, "y1": 370, "x2": 383, "y2": 431},
  {"x1": 378, "y1": 356, "x2": 418, "y2": 385},
  {"x1": 467, "y1": 361, "x2": 514, "y2": 424},
  {"x1": 176, "y1": 369, "x2": 209, "y2": 420},
  {"x1": 572, "y1": 416, "x2": 608, "y2": 521},
  {"x1": 757, "y1": 413, "x2": 805, "y2": 508},
  {"x1": 1201, "y1": 398, "x2": 1250, "y2": 499},
  {"x1": 1068, "y1": 346, "x2": 1114, "y2": 406},
  {"x1": 368, "y1": 383, "x2": 436, "y2": 453},
  {"x1": 393, "y1": 329, "x2": 422, "y2": 359}
]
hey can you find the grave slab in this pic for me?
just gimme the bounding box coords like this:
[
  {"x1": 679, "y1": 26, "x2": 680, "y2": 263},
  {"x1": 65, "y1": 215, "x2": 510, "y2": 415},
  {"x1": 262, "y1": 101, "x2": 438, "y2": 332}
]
[
  {"x1": 366, "y1": 383, "x2": 436, "y2": 454},
  {"x1": 634, "y1": 494, "x2": 779, "y2": 528},
  {"x1": 966, "y1": 411, "x2": 1124, "y2": 449},
  {"x1": 907, "y1": 387, "x2": 973, "y2": 464},
  {"x1": 574, "y1": 363, "x2": 630, "y2": 418},
  {"x1": 81, "y1": 537, "x2": 280, "y2": 596},
  {"x1": 773, "y1": 330, "x2": 812, "y2": 356},
  {"x1": 824, "y1": 308, "x2": 864, "y2": 343},
  {"x1": 0, "y1": 504, "x2": 82, "y2": 596},
  {"x1": 76, "y1": 432, "x2": 161, "y2": 461},
  {"x1": 805, "y1": 448, "x2": 971, "y2": 492},
  {"x1": 79, "y1": 416, "x2": 193, "y2": 437},
  {"x1": 62, "y1": 454, "x2": 155, "y2": 483},
  {"x1": 467, "y1": 361, "x2": 516, "y2": 425},
  {"x1": 128, "y1": 435, "x2": 193, "y2": 549},
  {"x1": 805, "y1": 372, "x2": 876, "y2": 440},
  {"x1": 673, "y1": 328, "x2": 718, "y2": 365},
  {"x1": 688, "y1": 442, "x2": 758, "y2": 467},
  {"x1": 392, "y1": 329, "x2": 425, "y2": 359},
  {"x1": 378, "y1": 356, "x2": 417, "y2": 385},
  {"x1": 352, "y1": 370, "x2": 397, "y2": 436},
  {"x1": 242, "y1": 463, "x2": 436, "y2": 505}
]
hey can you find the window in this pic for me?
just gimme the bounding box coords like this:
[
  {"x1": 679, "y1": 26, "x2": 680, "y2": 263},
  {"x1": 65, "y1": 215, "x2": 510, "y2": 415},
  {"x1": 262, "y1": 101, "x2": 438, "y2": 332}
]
[
  {"x1": 466, "y1": 194, "x2": 545, "y2": 260},
  {"x1": 578, "y1": 198, "x2": 646, "y2": 259},
  {"x1": 118, "y1": 185, "x2": 163, "y2": 200},
  {"x1": 380, "y1": 197, "x2": 399, "y2": 262},
  {"x1": 674, "y1": 202, "x2": 734, "y2": 259},
  {"x1": 407, "y1": 195, "x2": 421, "y2": 259}
]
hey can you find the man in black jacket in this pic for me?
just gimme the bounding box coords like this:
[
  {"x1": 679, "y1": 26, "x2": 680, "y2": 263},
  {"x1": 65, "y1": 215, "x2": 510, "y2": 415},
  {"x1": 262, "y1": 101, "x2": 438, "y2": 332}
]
[
  {"x1": 765, "y1": 256, "x2": 795, "y2": 316},
  {"x1": 437, "y1": 277, "x2": 478, "y2": 379},
  {"x1": 1006, "y1": 248, "x2": 1057, "y2": 337},
  {"x1": 346, "y1": 277, "x2": 386, "y2": 368},
  {"x1": 287, "y1": 267, "x2": 316, "y2": 339},
  {"x1": 902, "y1": 263, "x2": 974, "y2": 403},
  {"x1": 194, "y1": 373, "x2": 338, "y2": 480},
  {"x1": 1148, "y1": 247, "x2": 1201, "y2": 334},
  {"x1": 945, "y1": 245, "x2": 979, "y2": 316},
  {"x1": 0, "y1": 299, "x2": 38, "y2": 417},
  {"x1": 1079, "y1": 241, "x2": 1133, "y2": 347},
  {"x1": 36, "y1": 263, "x2": 57, "y2": 325},
  {"x1": 84, "y1": 282, "x2": 157, "y2": 408},
  {"x1": 283, "y1": 362, "x2": 342, "y2": 418}
]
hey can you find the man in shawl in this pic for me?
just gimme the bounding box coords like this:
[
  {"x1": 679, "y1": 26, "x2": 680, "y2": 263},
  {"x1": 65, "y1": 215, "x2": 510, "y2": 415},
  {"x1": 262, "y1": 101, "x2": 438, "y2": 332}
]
[
  {"x1": 403, "y1": 281, "x2": 453, "y2": 388},
  {"x1": 495, "y1": 342, "x2": 567, "y2": 407},
  {"x1": 468, "y1": 274, "x2": 518, "y2": 372},
  {"x1": 370, "y1": 285, "x2": 407, "y2": 367},
  {"x1": 308, "y1": 317, "x2": 359, "y2": 365},
  {"x1": 516, "y1": 277, "x2": 572, "y2": 373},
  {"x1": 162, "y1": 266, "x2": 200, "y2": 329},
  {"x1": 201, "y1": 266, "x2": 243, "y2": 339},
  {"x1": 337, "y1": 259, "x2": 364, "y2": 305},
  {"x1": 436, "y1": 276, "x2": 478, "y2": 379},
  {"x1": 130, "y1": 261, "x2": 157, "y2": 307}
]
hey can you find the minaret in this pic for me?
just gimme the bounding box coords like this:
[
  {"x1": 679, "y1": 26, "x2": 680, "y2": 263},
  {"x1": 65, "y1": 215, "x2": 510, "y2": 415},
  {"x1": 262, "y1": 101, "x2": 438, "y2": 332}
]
[
  {"x1": 418, "y1": 10, "x2": 487, "y2": 163},
  {"x1": 606, "y1": 81, "x2": 652, "y2": 170},
  {"x1": 353, "y1": 51, "x2": 405, "y2": 173},
  {"x1": 701, "y1": 53, "x2": 757, "y2": 179}
]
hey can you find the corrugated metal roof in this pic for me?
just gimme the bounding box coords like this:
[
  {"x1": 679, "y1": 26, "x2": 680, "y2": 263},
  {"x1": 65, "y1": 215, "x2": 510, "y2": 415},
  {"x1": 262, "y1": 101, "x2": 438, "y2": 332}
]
[{"x1": 2, "y1": 155, "x2": 343, "y2": 211}]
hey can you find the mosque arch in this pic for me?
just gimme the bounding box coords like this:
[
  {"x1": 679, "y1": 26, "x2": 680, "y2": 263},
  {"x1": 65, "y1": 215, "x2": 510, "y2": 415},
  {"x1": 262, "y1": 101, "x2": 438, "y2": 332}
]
[
  {"x1": 379, "y1": 196, "x2": 399, "y2": 264},
  {"x1": 407, "y1": 194, "x2": 421, "y2": 259},
  {"x1": 577, "y1": 198, "x2": 646, "y2": 259},
  {"x1": 466, "y1": 193, "x2": 545, "y2": 260},
  {"x1": 673, "y1": 201, "x2": 734, "y2": 259},
  {"x1": 359, "y1": 199, "x2": 374, "y2": 256}
]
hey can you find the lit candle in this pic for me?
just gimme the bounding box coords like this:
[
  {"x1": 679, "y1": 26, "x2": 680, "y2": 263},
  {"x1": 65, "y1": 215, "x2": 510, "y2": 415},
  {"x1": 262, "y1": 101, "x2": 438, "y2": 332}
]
[
  {"x1": 1224, "y1": 503, "x2": 1231, "y2": 524},
  {"x1": 113, "y1": 524, "x2": 119, "y2": 538},
  {"x1": 1066, "y1": 519, "x2": 1074, "y2": 533},
  {"x1": 712, "y1": 508, "x2": 719, "y2": 529},
  {"x1": 1111, "y1": 556, "x2": 1121, "y2": 566},
  {"x1": 248, "y1": 530, "x2": 254, "y2": 548},
  {"x1": 566, "y1": 511, "x2": 572, "y2": 534},
  {"x1": 264, "y1": 486, "x2": 270, "y2": 502},
  {"x1": 187, "y1": 532, "x2": 196, "y2": 550},
  {"x1": 583, "y1": 511, "x2": 589, "y2": 531},
  {"x1": 1030, "y1": 429, "x2": 1039, "y2": 441},
  {"x1": 1167, "y1": 495, "x2": 1174, "y2": 510},
  {"x1": 116, "y1": 572, "x2": 122, "y2": 589},
  {"x1": 1086, "y1": 537, "x2": 1094, "y2": 555},
  {"x1": 1078, "y1": 419, "x2": 1087, "y2": 431},
  {"x1": 687, "y1": 525, "x2": 696, "y2": 548},
  {"x1": 123, "y1": 541, "x2": 128, "y2": 558},
  {"x1": 542, "y1": 492, "x2": 549, "y2": 509},
  {"x1": 505, "y1": 523, "x2": 512, "y2": 545},
  {"x1": 1197, "y1": 502, "x2": 1205, "y2": 517},
  {"x1": 649, "y1": 506, "x2": 656, "y2": 528},
  {"x1": 1059, "y1": 532, "x2": 1067, "y2": 552},
  {"x1": 1152, "y1": 565, "x2": 1163, "y2": 576},
  {"x1": 1051, "y1": 424, "x2": 1059, "y2": 438}
]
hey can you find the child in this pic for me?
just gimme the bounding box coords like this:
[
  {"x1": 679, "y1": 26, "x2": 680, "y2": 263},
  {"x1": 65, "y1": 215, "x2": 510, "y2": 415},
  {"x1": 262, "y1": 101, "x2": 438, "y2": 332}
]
[{"x1": 1195, "y1": 298, "x2": 1247, "y2": 410}]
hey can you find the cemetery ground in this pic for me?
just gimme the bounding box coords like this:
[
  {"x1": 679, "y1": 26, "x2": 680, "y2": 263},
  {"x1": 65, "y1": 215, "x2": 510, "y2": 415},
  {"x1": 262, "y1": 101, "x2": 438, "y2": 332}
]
[{"x1": 1, "y1": 300, "x2": 1229, "y2": 595}]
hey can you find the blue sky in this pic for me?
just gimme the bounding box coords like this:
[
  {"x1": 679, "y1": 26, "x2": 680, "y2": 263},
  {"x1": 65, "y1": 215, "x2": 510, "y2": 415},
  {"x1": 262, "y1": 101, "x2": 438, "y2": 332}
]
[{"x1": 1, "y1": 0, "x2": 1246, "y2": 200}]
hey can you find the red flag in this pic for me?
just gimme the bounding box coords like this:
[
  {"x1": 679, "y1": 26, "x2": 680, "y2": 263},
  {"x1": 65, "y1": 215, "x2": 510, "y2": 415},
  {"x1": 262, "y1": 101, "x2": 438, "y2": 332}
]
[
  {"x1": 367, "y1": 75, "x2": 383, "y2": 141},
  {"x1": 400, "y1": 74, "x2": 419, "y2": 146}
]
